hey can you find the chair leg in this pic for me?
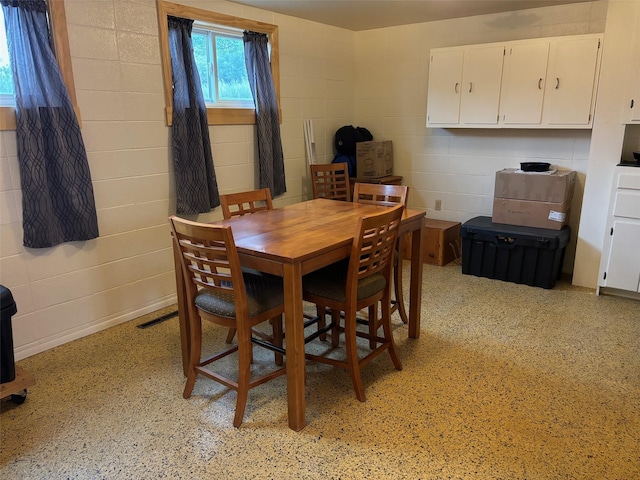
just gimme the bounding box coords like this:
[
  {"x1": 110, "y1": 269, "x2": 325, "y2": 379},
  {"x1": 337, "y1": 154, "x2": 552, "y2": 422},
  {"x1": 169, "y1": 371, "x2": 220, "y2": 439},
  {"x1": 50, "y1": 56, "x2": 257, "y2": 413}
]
[
  {"x1": 317, "y1": 305, "x2": 327, "y2": 341},
  {"x1": 183, "y1": 312, "x2": 203, "y2": 399},
  {"x1": 393, "y1": 260, "x2": 409, "y2": 324},
  {"x1": 331, "y1": 309, "x2": 341, "y2": 348},
  {"x1": 271, "y1": 315, "x2": 284, "y2": 366},
  {"x1": 344, "y1": 312, "x2": 366, "y2": 402},
  {"x1": 233, "y1": 325, "x2": 252, "y2": 428},
  {"x1": 368, "y1": 304, "x2": 378, "y2": 350},
  {"x1": 381, "y1": 297, "x2": 402, "y2": 371},
  {"x1": 226, "y1": 327, "x2": 236, "y2": 343}
]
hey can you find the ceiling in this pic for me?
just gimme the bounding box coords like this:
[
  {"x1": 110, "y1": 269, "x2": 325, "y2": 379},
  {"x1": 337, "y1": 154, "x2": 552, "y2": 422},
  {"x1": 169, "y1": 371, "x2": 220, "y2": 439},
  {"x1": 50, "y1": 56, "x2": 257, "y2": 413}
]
[{"x1": 227, "y1": 0, "x2": 594, "y2": 31}]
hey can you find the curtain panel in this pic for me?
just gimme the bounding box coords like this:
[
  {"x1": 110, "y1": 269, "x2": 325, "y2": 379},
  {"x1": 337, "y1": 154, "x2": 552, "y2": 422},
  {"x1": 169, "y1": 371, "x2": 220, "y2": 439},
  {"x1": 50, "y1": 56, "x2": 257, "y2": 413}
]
[
  {"x1": 168, "y1": 16, "x2": 219, "y2": 215},
  {"x1": 243, "y1": 31, "x2": 286, "y2": 198},
  {"x1": 2, "y1": 0, "x2": 98, "y2": 248}
]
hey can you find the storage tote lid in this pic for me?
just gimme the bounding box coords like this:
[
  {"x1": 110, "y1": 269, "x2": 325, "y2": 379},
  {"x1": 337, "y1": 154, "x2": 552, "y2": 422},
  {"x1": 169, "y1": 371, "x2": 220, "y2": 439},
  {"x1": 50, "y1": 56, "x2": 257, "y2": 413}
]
[{"x1": 461, "y1": 216, "x2": 570, "y2": 249}]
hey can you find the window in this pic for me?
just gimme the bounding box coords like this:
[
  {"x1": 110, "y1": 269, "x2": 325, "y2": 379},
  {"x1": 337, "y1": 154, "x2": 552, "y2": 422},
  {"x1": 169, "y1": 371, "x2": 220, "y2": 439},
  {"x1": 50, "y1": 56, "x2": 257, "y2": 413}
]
[
  {"x1": 192, "y1": 23, "x2": 253, "y2": 108},
  {"x1": 0, "y1": 0, "x2": 79, "y2": 131},
  {"x1": 0, "y1": 8, "x2": 14, "y2": 106},
  {"x1": 156, "y1": 0, "x2": 281, "y2": 126}
]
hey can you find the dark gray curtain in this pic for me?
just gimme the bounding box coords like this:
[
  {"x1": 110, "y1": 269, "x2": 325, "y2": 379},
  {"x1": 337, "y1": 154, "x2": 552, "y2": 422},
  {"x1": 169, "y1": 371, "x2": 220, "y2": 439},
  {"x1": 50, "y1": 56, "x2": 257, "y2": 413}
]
[
  {"x1": 243, "y1": 31, "x2": 286, "y2": 198},
  {"x1": 1, "y1": 0, "x2": 98, "y2": 248},
  {"x1": 168, "y1": 16, "x2": 219, "y2": 215}
]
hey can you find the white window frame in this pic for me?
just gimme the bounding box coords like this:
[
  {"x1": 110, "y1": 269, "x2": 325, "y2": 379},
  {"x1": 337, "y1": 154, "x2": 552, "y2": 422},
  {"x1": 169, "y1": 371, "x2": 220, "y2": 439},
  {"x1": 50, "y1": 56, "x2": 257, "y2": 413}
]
[
  {"x1": 156, "y1": 0, "x2": 281, "y2": 126},
  {"x1": 192, "y1": 22, "x2": 254, "y2": 109}
]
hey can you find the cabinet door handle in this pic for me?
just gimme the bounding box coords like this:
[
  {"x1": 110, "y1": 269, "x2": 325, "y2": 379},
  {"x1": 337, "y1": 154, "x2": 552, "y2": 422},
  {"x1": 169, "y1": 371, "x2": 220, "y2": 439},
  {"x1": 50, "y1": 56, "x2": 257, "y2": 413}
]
[
  {"x1": 454, "y1": 82, "x2": 459, "y2": 93},
  {"x1": 468, "y1": 82, "x2": 473, "y2": 93},
  {"x1": 555, "y1": 77, "x2": 560, "y2": 89},
  {"x1": 631, "y1": 99, "x2": 635, "y2": 109},
  {"x1": 538, "y1": 78, "x2": 543, "y2": 90}
]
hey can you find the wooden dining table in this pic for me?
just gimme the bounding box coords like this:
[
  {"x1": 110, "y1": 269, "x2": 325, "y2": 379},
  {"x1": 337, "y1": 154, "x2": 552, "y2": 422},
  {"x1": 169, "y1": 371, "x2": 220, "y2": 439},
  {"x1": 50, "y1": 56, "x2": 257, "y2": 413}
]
[{"x1": 172, "y1": 198, "x2": 425, "y2": 431}]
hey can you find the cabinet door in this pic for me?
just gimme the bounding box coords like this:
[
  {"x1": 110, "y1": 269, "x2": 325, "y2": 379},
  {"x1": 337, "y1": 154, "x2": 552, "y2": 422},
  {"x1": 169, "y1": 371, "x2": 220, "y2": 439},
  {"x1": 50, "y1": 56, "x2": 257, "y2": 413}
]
[
  {"x1": 500, "y1": 42, "x2": 549, "y2": 125},
  {"x1": 604, "y1": 220, "x2": 640, "y2": 292},
  {"x1": 542, "y1": 36, "x2": 601, "y2": 126},
  {"x1": 459, "y1": 45, "x2": 504, "y2": 125},
  {"x1": 426, "y1": 49, "x2": 464, "y2": 126},
  {"x1": 628, "y1": 78, "x2": 640, "y2": 122},
  {"x1": 624, "y1": 4, "x2": 640, "y2": 123}
]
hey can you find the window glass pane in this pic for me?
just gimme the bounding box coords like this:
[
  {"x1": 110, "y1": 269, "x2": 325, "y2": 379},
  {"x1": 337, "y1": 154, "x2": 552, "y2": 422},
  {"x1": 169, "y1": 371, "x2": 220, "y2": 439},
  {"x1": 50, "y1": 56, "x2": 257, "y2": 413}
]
[
  {"x1": 191, "y1": 30, "x2": 213, "y2": 103},
  {"x1": 215, "y1": 35, "x2": 251, "y2": 101},
  {"x1": 0, "y1": 8, "x2": 15, "y2": 98}
]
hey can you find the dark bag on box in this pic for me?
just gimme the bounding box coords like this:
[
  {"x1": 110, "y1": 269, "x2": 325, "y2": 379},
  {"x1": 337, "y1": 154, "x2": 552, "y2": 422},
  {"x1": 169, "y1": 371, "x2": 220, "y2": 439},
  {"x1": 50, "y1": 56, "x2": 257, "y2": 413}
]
[{"x1": 334, "y1": 126, "x2": 373, "y2": 155}]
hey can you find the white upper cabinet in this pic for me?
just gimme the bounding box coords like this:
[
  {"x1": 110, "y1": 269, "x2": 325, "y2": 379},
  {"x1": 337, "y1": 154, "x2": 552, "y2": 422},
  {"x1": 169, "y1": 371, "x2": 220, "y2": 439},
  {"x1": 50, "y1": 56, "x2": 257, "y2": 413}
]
[
  {"x1": 459, "y1": 45, "x2": 505, "y2": 126},
  {"x1": 542, "y1": 35, "x2": 601, "y2": 126},
  {"x1": 426, "y1": 49, "x2": 464, "y2": 125},
  {"x1": 623, "y1": 7, "x2": 640, "y2": 123},
  {"x1": 627, "y1": 75, "x2": 640, "y2": 123},
  {"x1": 500, "y1": 41, "x2": 550, "y2": 125},
  {"x1": 426, "y1": 45, "x2": 504, "y2": 127},
  {"x1": 427, "y1": 34, "x2": 603, "y2": 129}
]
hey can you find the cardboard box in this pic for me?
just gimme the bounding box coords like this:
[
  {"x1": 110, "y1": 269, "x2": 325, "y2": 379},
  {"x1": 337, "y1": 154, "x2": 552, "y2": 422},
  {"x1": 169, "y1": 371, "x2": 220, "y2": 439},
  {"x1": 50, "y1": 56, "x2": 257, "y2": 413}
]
[
  {"x1": 492, "y1": 198, "x2": 571, "y2": 230},
  {"x1": 356, "y1": 141, "x2": 393, "y2": 178},
  {"x1": 492, "y1": 168, "x2": 576, "y2": 230},
  {"x1": 402, "y1": 219, "x2": 461, "y2": 266},
  {"x1": 494, "y1": 168, "x2": 576, "y2": 203}
]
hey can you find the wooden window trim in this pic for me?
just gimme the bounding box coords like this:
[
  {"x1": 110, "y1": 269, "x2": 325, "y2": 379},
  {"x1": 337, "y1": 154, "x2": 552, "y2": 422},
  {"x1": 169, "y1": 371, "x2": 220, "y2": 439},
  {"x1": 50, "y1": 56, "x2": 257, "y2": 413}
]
[
  {"x1": 156, "y1": 0, "x2": 281, "y2": 126},
  {"x1": 0, "y1": 0, "x2": 80, "y2": 131}
]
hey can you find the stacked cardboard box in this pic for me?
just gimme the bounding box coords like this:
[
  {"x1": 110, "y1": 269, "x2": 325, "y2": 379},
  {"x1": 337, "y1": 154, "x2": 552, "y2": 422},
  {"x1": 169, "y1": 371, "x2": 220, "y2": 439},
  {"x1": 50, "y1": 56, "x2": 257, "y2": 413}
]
[
  {"x1": 492, "y1": 168, "x2": 577, "y2": 230},
  {"x1": 356, "y1": 141, "x2": 393, "y2": 178}
]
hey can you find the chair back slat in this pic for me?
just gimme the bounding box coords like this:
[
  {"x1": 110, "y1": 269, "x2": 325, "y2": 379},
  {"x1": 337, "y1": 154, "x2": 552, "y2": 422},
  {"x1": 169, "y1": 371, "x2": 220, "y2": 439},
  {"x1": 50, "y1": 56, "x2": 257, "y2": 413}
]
[
  {"x1": 353, "y1": 205, "x2": 403, "y2": 281},
  {"x1": 170, "y1": 217, "x2": 246, "y2": 302},
  {"x1": 220, "y1": 188, "x2": 274, "y2": 219},
  {"x1": 353, "y1": 182, "x2": 409, "y2": 207},
  {"x1": 310, "y1": 163, "x2": 351, "y2": 201}
]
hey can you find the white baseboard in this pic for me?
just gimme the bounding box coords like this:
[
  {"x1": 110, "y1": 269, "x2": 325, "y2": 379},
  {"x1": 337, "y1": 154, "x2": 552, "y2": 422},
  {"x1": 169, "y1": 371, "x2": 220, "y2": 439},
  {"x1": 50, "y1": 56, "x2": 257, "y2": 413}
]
[{"x1": 14, "y1": 295, "x2": 177, "y2": 361}]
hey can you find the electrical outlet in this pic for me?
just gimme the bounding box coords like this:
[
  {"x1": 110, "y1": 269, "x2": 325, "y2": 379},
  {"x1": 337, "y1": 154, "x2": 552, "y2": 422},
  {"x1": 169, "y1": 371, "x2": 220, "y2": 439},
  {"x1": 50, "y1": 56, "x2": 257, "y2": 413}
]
[{"x1": 435, "y1": 199, "x2": 442, "y2": 211}]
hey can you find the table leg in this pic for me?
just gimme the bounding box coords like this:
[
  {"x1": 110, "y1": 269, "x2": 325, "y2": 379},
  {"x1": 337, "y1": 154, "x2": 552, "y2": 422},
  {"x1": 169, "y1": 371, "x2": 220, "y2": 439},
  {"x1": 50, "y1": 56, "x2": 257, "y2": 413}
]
[
  {"x1": 283, "y1": 262, "x2": 306, "y2": 431},
  {"x1": 172, "y1": 235, "x2": 190, "y2": 376},
  {"x1": 408, "y1": 219, "x2": 424, "y2": 338}
]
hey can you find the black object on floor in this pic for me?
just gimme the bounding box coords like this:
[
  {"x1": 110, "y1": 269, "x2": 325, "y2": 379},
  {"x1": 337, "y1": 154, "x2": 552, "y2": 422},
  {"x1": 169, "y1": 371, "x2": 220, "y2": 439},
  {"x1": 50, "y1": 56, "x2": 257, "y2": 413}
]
[
  {"x1": 1, "y1": 285, "x2": 17, "y2": 384},
  {"x1": 137, "y1": 310, "x2": 179, "y2": 329},
  {"x1": 461, "y1": 216, "x2": 570, "y2": 289}
]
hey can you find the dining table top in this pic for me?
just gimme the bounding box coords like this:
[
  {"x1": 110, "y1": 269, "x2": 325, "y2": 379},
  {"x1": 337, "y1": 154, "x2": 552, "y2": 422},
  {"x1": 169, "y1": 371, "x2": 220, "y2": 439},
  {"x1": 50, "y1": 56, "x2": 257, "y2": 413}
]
[{"x1": 216, "y1": 197, "x2": 426, "y2": 270}]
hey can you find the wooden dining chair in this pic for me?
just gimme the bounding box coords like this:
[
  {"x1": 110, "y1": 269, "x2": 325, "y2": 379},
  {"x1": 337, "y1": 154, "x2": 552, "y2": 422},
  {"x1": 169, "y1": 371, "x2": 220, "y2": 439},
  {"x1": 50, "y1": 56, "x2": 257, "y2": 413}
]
[
  {"x1": 302, "y1": 204, "x2": 404, "y2": 402},
  {"x1": 310, "y1": 162, "x2": 351, "y2": 201},
  {"x1": 220, "y1": 188, "x2": 273, "y2": 219},
  {"x1": 220, "y1": 188, "x2": 275, "y2": 344},
  {"x1": 353, "y1": 182, "x2": 410, "y2": 335},
  {"x1": 170, "y1": 216, "x2": 286, "y2": 428}
]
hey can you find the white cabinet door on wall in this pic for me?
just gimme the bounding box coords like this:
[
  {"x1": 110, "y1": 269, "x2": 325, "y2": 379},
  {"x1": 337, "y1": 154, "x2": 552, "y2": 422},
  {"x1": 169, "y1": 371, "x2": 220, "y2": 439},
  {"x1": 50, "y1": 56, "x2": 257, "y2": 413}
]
[
  {"x1": 623, "y1": 3, "x2": 640, "y2": 123},
  {"x1": 500, "y1": 41, "x2": 550, "y2": 125},
  {"x1": 426, "y1": 49, "x2": 464, "y2": 125},
  {"x1": 459, "y1": 45, "x2": 505, "y2": 125},
  {"x1": 426, "y1": 45, "x2": 504, "y2": 127},
  {"x1": 627, "y1": 78, "x2": 640, "y2": 122},
  {"x1": 542, "y1": 36, "x2": 601, "y2": 126}
]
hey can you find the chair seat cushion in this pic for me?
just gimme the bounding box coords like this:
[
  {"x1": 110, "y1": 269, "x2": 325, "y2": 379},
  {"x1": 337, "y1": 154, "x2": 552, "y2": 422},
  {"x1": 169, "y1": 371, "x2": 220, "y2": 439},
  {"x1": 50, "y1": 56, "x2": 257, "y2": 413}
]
[
  {"x1": 195, "y1": 272, "x2": 283, "y2": 318},
  {"x1": 302, "y1": 259, "x2": 386, "y2": 302}
]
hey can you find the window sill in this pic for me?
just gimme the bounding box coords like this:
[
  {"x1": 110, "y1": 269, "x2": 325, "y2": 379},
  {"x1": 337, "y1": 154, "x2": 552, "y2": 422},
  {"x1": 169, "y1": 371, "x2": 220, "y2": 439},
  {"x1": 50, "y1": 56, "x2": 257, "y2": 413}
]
[
  {"x1": 0, "y1": 106, "x2": 82, "y2": 131},
  {"x1": 0, "y1": 107, "x2": 16, "y2": 130},
  {"x1": 164, "y1": 106, "x2": 259, "y2": 126}
]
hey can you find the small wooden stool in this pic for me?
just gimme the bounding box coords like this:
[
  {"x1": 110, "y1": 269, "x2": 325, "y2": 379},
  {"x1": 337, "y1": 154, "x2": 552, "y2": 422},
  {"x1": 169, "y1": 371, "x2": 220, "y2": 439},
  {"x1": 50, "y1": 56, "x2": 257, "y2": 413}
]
[{"x1": 403, "y1": 219, "x2": 461, "y2": 266}]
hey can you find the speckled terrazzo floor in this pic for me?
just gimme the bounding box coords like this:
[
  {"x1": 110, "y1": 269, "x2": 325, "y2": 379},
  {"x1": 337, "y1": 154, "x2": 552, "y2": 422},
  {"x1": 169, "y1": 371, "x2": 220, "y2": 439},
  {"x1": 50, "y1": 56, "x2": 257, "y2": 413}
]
[{"x1": 1, "y1": 263, "x2": 639, "y2": 479}]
